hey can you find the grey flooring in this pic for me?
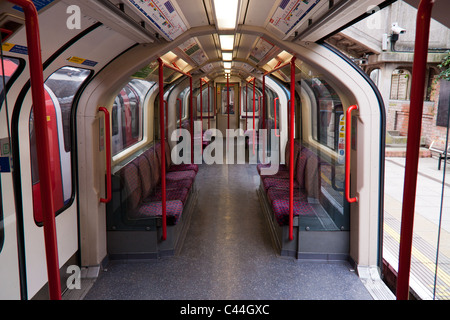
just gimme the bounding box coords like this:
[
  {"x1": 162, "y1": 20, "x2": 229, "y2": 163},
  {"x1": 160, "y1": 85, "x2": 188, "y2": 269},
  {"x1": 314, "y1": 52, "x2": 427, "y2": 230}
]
[{"x1": 84, "y1": 161, "x2": 373, "y2": 300}]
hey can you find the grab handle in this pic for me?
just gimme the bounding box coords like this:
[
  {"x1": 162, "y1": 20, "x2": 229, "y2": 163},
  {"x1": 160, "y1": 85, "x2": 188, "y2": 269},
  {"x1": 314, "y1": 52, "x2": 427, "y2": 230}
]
[
  {"x1": 274, "y1": 97, "x2": 280, "y2": 137},
  {"x1": 99, "y1": 107, "x2": 112, "y2": 203},
  {"x1": 345, "y1": 105, "x2": 358, "y2": 203}
]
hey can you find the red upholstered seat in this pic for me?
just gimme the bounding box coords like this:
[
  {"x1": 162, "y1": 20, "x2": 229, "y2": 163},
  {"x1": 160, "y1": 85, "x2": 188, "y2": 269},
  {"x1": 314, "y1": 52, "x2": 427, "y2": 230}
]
[
  {"x1": 267, "y1": 188, "x2": 307, "y2": 204},
  {"x1": 271, "y1": 199, "x2": 315, "y2": 226},
  {"x1": 132, "y1": 200, "x2": 184, "y2": 225}
]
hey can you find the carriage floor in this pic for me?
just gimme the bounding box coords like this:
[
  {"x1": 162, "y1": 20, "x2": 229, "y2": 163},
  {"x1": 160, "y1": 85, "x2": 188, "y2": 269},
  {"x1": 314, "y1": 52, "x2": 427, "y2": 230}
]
[{"x1": 81, "y1": 158, "x2": 375, "y2": 300}]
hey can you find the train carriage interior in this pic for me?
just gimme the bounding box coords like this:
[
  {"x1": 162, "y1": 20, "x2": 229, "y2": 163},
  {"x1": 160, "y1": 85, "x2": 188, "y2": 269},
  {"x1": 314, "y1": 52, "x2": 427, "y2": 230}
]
[{"x1": 0, "y1": 0, "x2": 449, "y2": 303}]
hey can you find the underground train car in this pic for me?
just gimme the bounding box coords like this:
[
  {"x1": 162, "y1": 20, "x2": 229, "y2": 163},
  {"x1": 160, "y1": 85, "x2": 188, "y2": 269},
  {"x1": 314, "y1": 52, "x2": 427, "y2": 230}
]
[{"x1": 0, "y1": 0, "x2": 441, "y2": 302}]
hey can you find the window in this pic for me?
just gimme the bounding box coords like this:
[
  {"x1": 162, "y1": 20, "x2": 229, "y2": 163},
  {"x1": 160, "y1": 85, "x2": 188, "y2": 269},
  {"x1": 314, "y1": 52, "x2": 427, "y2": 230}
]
[
  {"x1": 196, "y1": 86, "x2": 214, "y2": 115},
  {"x1": 306, "y1": 77, "x2": 343, "y2": 150},
  {"x1": 111, "y1": 80, "x2": 153, "y2": 156},
  {"x1": 0, "y1": 57, "x2": 20, "y2": 108},
  {"x1": 29, "y1": 67, "x2": 91, "y2": 225},
  {"x1": 1, "y1": 57, "x2": 21, "y2": 251},
  {"x1": 390, "y1": 69, "x2": 411, "y2": 100},
  {"x1": 242, "y1": 86, "x2": 260, "y2": 113}
]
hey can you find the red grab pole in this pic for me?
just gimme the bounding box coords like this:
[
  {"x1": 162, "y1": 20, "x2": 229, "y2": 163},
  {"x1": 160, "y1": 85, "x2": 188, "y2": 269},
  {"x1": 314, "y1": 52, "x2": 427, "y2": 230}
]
[
  {"x1": 189, "y1": 75, "x2": 193, "y2": 164},
  {"x1": 289, "y1": 57, "x2": 296, "y2": 241},
  {"x1": 177, "y1": 98, "x2": 182, "y2": 137},
  {"x1": 345, "y1": 105, "x2": 358, "y2": 204},
  {"x1": 396, "y1": 0, "x2": 435, "y2": 300},
  {"x1": 208, "y1": 83, "x2": 211, "y2": 129},
  {"x1": 99, "y1": 107, "x2": 112, "y2": 204},
  {"x1": 262, "y1": 76, "x2": 266, "y2": 130},
  {"x1": 274, "y1": 97, "x2": 280, "y2": 137},
  {"x1": 252, "y1": 78, "x2": 256, "y2": 155},
  {"x1": 200, "y1": 79, "x2": 203, "y2": 152},
  {"x1": 7, "y1": 0, "x2": 61, "y2": 300},
  {"x1": 227, "y1": 75, "x2": 230, "y2": 130},
  {"x1": 158, "y1": 59, "x2": 167, "y2": 241},
  {"x1": 245, "y1": 83, "x2": 248, "y2": 131}
]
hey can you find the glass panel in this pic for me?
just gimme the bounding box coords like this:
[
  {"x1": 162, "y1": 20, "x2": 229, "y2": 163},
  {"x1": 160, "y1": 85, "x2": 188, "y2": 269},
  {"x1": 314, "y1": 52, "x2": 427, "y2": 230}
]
[
  {"x1": 29, "y1": 66, "x2": 91, "y2": 224},
  {"x1": 111, "y1": 79, "x2": 154, "y2": 156},
  {"x1": 1, "y1": 56, "x2": 20, "y2": 252},
  {"x1": 219, "y1": 83, "x2": 236, "y2": 115},
  {"x1": 0, "y1": 57, "x2": 20, "y2": 107},
  {"x1": 196, "y1": 86, "x2": 213, "y2": 114},
  {"x1": 243, "y1": 86, "x2": 260, "y2": 113},
  {"x1": 294, "y1": 60, "x2": 348, "y2": 231}
]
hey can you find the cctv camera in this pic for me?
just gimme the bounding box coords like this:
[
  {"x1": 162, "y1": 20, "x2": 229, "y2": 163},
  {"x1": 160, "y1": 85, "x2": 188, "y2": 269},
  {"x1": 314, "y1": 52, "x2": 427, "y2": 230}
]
[{"x1": 391, "y1": 22, "x2": 406, "y2": 34}]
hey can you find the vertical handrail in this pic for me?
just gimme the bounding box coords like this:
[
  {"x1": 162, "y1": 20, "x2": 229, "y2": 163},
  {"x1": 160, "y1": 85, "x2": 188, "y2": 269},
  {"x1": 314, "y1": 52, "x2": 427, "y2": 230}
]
[
  {"x1": 289, "y1": 57, "x2": 296, "y2": 241},
  {"x1": 252, "y1": 77, "x2": 256, "y2": 155},
  {"x1": 190, "y1": 76, "x2": 193, "y2": 164},
  {"x1": 397, "y1": 0, "x2": 435, "y2": 300},
  {"x1": 245, "y1": 83, "x2": 248, "y2": 131},
  {"x1": 345, "y1": 105, "x2": 358, "y2": 204},
  {"x1": 208, "y1": 83, "x2": 211, "y2": 129},
  {"x1": 274, "y1": 97, "x2": 280, "y2": 137},
  {"x1": 7, "y1": 0, "x2": 61, "y2": 300},
  {"x1": 262, "y1": 76, "x2": 266, "y2": 130},
  {"x1": 177, "y1": 98, "x2": 182, "y2": 137},
  {"x1": 200, "y1": 79, "x2": 203, "y2": 151},
  {"x1": 164, "y1": 100, "x2": 168, "y2": 138},
  {"x1": 227, "y1": 75, "x2": 230, "y2": 130},
  {"x1": 158, "y1": 58, "x2": 167, "y2": 241},
  {"x1": 99, "y1": 107, "x2": 112, "y2": 204}
]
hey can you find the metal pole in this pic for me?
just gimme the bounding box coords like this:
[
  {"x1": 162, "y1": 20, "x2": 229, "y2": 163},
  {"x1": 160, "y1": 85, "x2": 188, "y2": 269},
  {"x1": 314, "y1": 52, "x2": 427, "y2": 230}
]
[
  {"x1": 289, "y1": 57, "x2": 296, "y2": 241},
  {"x1": 7, "y1": 0, "x2": 61, "y2": 300},
  {"x1": 190, "y1": 76, "x2": 193, "y2": 164},
  {"x1": 227, "y1": 75, "x2": 230, "y2": 130},
  {"x1": 396, "y1": 0, "x2": 435, "y2": 300},
  {"x1": 158, "y1": 58, "x2": 167, "y2": 241}
]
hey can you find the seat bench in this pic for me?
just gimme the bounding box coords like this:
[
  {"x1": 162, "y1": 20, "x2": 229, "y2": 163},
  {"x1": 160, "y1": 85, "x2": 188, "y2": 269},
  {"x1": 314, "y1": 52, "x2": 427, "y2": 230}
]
[{"x1": 106, "y1": 140, "x2": 198, "y2": 259}]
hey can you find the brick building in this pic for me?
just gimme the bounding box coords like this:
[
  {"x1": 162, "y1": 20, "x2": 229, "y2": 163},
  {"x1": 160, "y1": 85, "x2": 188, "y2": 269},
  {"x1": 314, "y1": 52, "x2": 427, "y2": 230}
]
[{"x1": 325, "y1": 0, "x2": 450, "y2": 154}]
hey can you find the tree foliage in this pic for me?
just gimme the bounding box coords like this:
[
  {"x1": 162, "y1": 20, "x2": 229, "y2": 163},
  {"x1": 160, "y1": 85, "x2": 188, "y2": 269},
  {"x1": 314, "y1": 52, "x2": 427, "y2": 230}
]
[{"x1": 436, "y1": 52, "x2": 450, "y2": 82}]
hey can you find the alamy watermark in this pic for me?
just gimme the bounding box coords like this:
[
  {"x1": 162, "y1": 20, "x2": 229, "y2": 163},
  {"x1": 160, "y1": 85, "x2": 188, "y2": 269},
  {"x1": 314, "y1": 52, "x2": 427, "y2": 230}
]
[
  {"x1": 171, "y1": 121, "x2": 281, "y2": 176},
  {"x1": 66, "y1": 5, "x2": 81, "y2": 30}
]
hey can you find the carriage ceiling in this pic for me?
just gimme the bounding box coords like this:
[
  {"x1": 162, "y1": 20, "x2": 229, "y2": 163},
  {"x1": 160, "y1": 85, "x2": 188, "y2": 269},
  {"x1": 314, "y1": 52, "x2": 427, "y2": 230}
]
[{"x1": 1, "y1": 0, "x2": 391, "y2": 83}]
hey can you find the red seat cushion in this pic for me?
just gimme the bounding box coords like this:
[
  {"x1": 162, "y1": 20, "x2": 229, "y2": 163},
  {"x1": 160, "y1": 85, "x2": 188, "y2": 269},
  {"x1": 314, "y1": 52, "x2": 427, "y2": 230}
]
[
  {"x1": 262, "y1": 177, "x2": 299, "y2": 190},
  {"x1": 166, "y1": 170, "x2": 196, "y2": 182},
  {"x1": 271, "y1": 199, "x2": 315, "y2": 226},
  {"x1": 267, "y1": 188, "x2": 307, "y2": 204},
  {"x1": 132, "y1": 200, "x2": 184, "y2": 225},
  {"x1": 145, "y1": 187, "x2": 190, "y2": 204},
  {"x1": 168, "y1": 163, "x2": 199, "y2": 173}
]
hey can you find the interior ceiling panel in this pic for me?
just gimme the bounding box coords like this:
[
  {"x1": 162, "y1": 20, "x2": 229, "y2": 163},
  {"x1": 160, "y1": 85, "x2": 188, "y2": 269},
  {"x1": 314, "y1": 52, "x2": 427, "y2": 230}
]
[
  {"x1": 175, "y1": 0, "x2": 210, "y2": 28},
  {"x1": 96, "y1": 0, "x2": 403, "y2": 81},
  {"x1": 244, "y1": 0, "x2": 279, "y2": 26},
  {"x1": 236, "y1": 34, "x2": 259, "y2": 60}
]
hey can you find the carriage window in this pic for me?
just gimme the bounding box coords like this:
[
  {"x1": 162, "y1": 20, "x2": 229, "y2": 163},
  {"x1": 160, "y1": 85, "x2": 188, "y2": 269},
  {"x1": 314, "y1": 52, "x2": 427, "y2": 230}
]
[
  {"x1": 305, "y1": 77, "x2": 343, "y2": 150},
  {"x1": 1, "y1": 57, "x2": 21, "y2": 252},
  {"x1": 111, "y1": 80, "x2": 153, "y2": 156},
  {"x1": 0, "y1": 57, "x2": 20, "y2": 108},
  {"x1": 242, "y1": 86, "x2": 260, "y2": 113},
  {"x1": 29, "y1": 66, "x2": 91, "y2": 225},
  {"x1": 196, "y1": 86, "x2": 214, "y2": 114}
]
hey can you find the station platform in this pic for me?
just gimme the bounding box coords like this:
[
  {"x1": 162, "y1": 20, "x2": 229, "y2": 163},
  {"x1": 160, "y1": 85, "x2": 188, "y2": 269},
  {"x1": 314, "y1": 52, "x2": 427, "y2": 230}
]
[{"x1": 383, "y1": 155, "x2": 450, "y2": 300}]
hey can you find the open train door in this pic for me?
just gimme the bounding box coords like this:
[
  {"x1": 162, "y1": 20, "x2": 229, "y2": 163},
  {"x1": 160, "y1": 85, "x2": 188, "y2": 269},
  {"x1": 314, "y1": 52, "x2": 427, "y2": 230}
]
[{"x1": 0, "y1": 56, "x2": 22, "y2": 299}]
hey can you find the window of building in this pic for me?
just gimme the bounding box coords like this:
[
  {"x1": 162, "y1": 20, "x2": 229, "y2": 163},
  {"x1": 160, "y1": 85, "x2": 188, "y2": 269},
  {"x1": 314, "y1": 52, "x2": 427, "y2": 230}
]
[{"x1": 390, "y1": 69, "x2": 411, "y2": 100}]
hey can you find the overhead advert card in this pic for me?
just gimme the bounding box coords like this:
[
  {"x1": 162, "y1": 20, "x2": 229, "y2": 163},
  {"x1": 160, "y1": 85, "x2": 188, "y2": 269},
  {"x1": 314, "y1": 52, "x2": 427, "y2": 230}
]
[
  {"x1": 270, "y1": 0, "x2": 321, "y2": 36},
  {"x1": 126, "y1": 0, "x2": 187, "y2": 41}
]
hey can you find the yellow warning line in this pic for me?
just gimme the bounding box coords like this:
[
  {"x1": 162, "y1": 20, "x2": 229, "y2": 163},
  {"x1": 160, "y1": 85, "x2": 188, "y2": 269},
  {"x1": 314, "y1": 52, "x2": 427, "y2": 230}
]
[{"x1": 384, "y1": 223, "x2": 450, "y2": 287}]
